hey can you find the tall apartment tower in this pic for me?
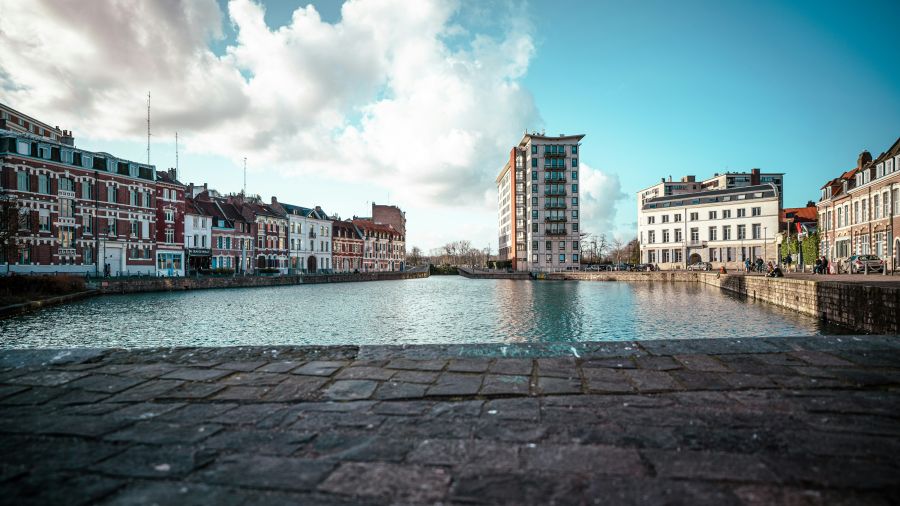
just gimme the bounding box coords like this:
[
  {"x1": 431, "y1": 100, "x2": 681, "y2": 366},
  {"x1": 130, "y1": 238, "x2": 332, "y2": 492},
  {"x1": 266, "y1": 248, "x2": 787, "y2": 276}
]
[{"x1": 497, "y1": 133, "x2": 585, "y2": 271}]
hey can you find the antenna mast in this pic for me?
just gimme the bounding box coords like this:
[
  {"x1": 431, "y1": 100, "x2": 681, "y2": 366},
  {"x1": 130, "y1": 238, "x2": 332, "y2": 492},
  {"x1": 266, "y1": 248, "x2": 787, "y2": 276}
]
[
  {"x1": 146, "y1": 91, "x2": 151, "y2": 164},
  {"x1": 243, "y1": 157, "x2": 247, "y2": 195},
  {"x1": 175, "y1": 132, "x2": 179, "y2": 179}
]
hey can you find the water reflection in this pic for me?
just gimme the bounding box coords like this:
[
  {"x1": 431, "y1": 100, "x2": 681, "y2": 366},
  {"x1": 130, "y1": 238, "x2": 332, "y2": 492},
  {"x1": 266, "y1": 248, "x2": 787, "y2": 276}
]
[{"x1": 0, "y1": 277, "x2": 847, "y2": 349}]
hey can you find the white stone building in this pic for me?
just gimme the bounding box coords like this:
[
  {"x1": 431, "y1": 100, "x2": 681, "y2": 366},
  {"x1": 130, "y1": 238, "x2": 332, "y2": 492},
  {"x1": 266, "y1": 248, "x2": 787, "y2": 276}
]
[
  {"x1": 276, "y1": 202, "x2": 332, "y2": 273},
  {"x1": 637, "y1": 183, "x2": 781, "y2": 270}
]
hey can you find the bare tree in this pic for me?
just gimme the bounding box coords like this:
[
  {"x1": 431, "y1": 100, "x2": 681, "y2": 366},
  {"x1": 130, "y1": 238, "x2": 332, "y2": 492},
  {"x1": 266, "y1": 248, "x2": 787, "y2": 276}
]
[
  {"x1": 406, "y1": 246, "x2": 424, "y2": 266},
  {"x1": 611, "y1": 236, "x2": 624, "y2": 266}
]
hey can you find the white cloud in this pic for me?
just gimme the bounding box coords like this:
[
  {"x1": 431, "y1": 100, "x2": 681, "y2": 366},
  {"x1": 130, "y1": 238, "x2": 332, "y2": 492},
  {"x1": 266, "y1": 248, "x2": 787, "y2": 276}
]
[
  {"x1": 578, "y1": 162, "x2": 630, "y2": 238},
  {"x1": 0, "y1": 0, "x2": 540, "y2": 208}
]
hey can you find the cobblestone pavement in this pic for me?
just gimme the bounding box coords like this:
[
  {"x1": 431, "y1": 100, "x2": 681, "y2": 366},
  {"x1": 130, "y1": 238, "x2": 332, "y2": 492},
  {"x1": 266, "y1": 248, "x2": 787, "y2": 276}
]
[{"x1": 1, "y1": 336, "x2": 899, "y2": 505}]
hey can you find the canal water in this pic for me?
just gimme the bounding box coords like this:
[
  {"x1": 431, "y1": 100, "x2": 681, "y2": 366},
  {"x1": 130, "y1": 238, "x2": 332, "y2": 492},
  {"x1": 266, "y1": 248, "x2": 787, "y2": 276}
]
[{"x1": 0, "y1": 277, "x2": 847, "y2": 349}]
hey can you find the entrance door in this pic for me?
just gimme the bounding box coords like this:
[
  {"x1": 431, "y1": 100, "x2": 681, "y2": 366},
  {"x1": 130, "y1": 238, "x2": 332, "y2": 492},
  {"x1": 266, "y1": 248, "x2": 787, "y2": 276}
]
[
  {"x1": 688, "y1": 253, "x2": 701, "y2": 265},
  {"x1": 307, "y1": 256, "x2": 317, "y2": 273},
  {"x1": 106, "y1": 247, "x2": 123, "y2": 276}
]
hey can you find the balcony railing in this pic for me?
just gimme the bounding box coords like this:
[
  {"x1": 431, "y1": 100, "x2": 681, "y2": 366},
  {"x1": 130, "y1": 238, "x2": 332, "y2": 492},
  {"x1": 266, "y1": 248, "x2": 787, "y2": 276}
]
[
  {"x1": 687, "y1": 240, "x2": 707, "y2": 247},
  {"x1": 544, "y1": 177, "x2": 567, "y2": 183},
  {"x1": 544, "y1": 151, "x2": 567, "y2": 158},
  {"x1": 544, "y1": 203, "x2": 567, "y2": 209},
  {"x1": 545, "y1": 228, "x2": 567, "y2": 235},
  {"x1": 544, "y1": 216, "x2": 567, "y2": 222},
  {"x1": 57, "y1": 248, "x2": 76, "y2": 256},
  {"x1": 544, "y1": 189, "x2": 567, "y2": 196}
]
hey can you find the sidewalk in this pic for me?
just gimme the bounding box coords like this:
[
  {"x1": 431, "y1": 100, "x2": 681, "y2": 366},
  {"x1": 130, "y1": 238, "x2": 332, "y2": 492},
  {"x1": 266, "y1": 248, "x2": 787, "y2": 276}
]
[{"x1": 1, "y1": 336, "x2": 898, "y2": 505}]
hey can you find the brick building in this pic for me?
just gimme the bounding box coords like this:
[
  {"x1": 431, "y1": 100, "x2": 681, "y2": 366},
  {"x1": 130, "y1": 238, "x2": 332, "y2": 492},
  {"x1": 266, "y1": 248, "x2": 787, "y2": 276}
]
[
  {"x1": 353, "y1": 218, "x2": 404, "y2": 272},
  {"x1": 817, "y1": 137, "x2": 900, "y2": 271},
  {"x1": 228, "y1": 195, "x2": 288, "y2": 273},
  {"x1": 1, "y1": 104, "x2": 157, "y2": 275},
  {"x1": 331, "y1": 219, "x2": 364, "y2": 272},
  {"x1": 155, "y1": 169, "x2": 185, "y2": 276}
]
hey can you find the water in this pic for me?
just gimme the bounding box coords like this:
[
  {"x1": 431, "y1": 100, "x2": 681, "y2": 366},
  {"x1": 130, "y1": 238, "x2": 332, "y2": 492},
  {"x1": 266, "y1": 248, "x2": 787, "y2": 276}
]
[{"x1": 0, "y1": 277, "x2": 846, "y2": 349}]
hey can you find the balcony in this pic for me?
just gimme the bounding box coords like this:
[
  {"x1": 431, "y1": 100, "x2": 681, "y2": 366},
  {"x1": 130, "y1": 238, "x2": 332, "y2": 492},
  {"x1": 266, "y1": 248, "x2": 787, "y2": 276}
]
[
  {"x1": 544, "y1": 177, "x2": 567, "y2": 183},
  {"x1": 57, "y1": 248, "x2": 76, "y2": 256},
  {"x1": 309, "y1": 231, "x2": 317, "y2": 238},
  {"x1": 545, "y1": 228, "x2": 567, "y2": 235},
  {"x1": 687, "y1": 240, "x2": 707, "y2": 247},
  {"x1": 544, "y1": 151, "x2": 567, "y2": 158},
  {"x1": 544, "y1": 203, "x2": 567, "y2": 209},
  {"x1": 544, "y1": 189, "x2": 567, "y2": 196},
  {"x1": 544, "y1": 216, "x2": 567, "y2": 222}
]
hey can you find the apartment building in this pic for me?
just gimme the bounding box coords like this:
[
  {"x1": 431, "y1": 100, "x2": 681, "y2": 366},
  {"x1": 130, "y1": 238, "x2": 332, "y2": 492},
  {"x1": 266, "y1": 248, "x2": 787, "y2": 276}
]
[
  {"x1": 638, "y1": 179, "x2": 781, "y2": 269},
  {"x1": 1, "y1": 106, "x2": 158, "y2": 275},
  {"x1": 497, "y1": 132, "x2": 584, "y2": 271},
  {"x1": 184, "y1": 196, "x2": 212, "y2": 273},
  {"x1": 818, "y1": 138, "x2": 900, "y2": 270},
  {"x1": 332, "y1": 219, "x2": 364, "y2": 272},
  {"x1": 271, "y1": 201, "x2": 333, "y2": 274},
  {"x1": 353, "y1": 218, "x2": 404, "y2": 272},
  {"x1": 155, "y1": 169, "x2": 185, "y2": 276}
]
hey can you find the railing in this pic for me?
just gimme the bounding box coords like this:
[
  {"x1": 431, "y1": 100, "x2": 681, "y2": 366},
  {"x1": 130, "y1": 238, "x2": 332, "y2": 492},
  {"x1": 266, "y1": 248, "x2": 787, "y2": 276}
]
[
  {"x1": 544, "y1": 151, "x2": 567, "y2": 158},
  {"x1": 58, "y1": 190, "x2": 76, "y2": 198},
  {"x1": 545, "y1": 229, "x2": 567, "y2": 235},
  {"x1": 687, "y1": 240, "x2": 707, "y2": 247},
  {"x1": 57, "y1": 248, "x2": 76, "y2": 256},
  {"x1": 544, "y1": 203, "x2": 567, "y2": 209},
  {"x1": 544, "y1": 189, "x2": 567, "y2": 196},
  {"x1": 544, "y1": 216, "x2": 567, "y2": 222},
  {"x1": 544, "y1": 177, "x2": 567, "y2": 183}
]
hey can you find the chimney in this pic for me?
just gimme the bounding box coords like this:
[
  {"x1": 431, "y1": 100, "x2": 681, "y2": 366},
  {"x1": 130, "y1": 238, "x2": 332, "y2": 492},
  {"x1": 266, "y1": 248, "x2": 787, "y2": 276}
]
[
  {"x1": 271, "y1": 196, "x2": 278, "y2": 205},
  {"x1": 750, "y1": 168, "x2": 760, "y2": 185},
  {"x1": 857, "y1": 150, "x2": 872, "y2": 170},
  {"x1": 168, "y1": 167, "x2": 177, "y2": 180},
  {"x1": 668, "y1": 175, "x2": 672, "y2": 182},
  {"x1": 661, "y1": 178, "x2": 665, "y2": 183}
]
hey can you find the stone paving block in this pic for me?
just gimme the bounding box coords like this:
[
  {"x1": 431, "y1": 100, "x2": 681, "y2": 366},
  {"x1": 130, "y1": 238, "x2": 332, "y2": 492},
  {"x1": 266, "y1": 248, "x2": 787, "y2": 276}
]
[
  {"x1": 429, "y1": 399, "x2": 485, "y2": 419},
  {"x1": 103, "y1": 481, "x2": 248, "y2": 506},
  {"x1": 318, "y1": 462, "x2": 451, "y2": 503},
  {"x1": 196, "y1": 454, "x2": 334, "y2": 491},
  {"x1": 581, "y1": 477, "x2": 741, "y2": 506},
  {"x1": 449, "y1": 472, "x2": 577, "y2": 506},
  {"x1": 673, "y1": 354, "x2": 729, "y2": 372},
  {"x1": 830, "y1": 369, "x2": 900, "y2": 387},
  {"x1": 292, "y1": 361, "x2": 347, "y2": 377},
  {"x1": 488, "y1": 359, "x2": 534, "y2": 376},
  {"x1": 760, "y1": 454, "x2": 900, "y2": 490},
  {"x1": 521, "y1": 444, "x2": 646, "y2": 476},
  {"x1": 208, "y1": 404, "x2": 289, "y2": 426},
  {"x1": 0, "y1": 385, "x2": 28, "y2": 400},
  {"x1": 46, "y1": 388, "x2": 112, "y2": 405},
  {"x1": 753, "y1": 353, "x2": 808, "y2": 366},
  {"x1": 334, "y1": 367, "x2": 395, "y2": 381},
  {"x1": 158, "y1": 382, "x2": 226, "y2": 400},
  {"x1": 202, "y1": 429, "x2": 315, "y2": 455},
  {"x1": 161, "y1": 368, "x2": 233, "y2": 382},
  {"x1": 371, "y1": 400, "x2": 433, "y2": 416},
  {"x1": 306, "y1": 433, "x2": 413, "y2": 462},
  {"x1": 105, "y1": 421, "x2": 221, "y2": 445},
  {"x1": 385, "y1": 358, "x2": 447, "y2": 371},
  {"x1": 372, "y1": 381, "x2": 428, "y2": 400},
  {"x1": 114, "y1": 363, "x2": 180, "y2": 379},
  {"x1": 622, "y1": 370, "x2": 681, "y2": 392},
  {"x1": 484, "y1": 397, "x2": 540, "y2": 421},
  {"x1": 218, "y1": 372, "x2": 291, "y2": 386},
  {"x1": 409, "y1": 438, "x2": 520, "y2": 471},
  {"x1": 583, "y1": 368, "x2": 635, "y2": 393},
  {"x1": 347, "y1": 360, "x2": 389, "y2": 368},
  {"x1": 211, "y1": 385, "x2": 272, "y2": 401},
  {"x1": 1, "y1": 472, "x2": 124, "y2": 506},
  {"x1": 669, "y1": 371, "x2": 732, "y2": 391},
  {"x1": 719, "y1": 373, "x2": 778, "y2": 389},
  {"x1": 262, "y1": 376, "x2": 328, "y2": 402},
  {"x1": 0, "y1": 387, "x2": 67, "y2": 405},
  {"x1": 787, "y1": 350, "x2": 855, "y2": 367},
  {"x1": 6, "y1": 414, "x2": 134, "y2": 438},
  {"x1": 791, "y1": 366, "x2": 839, "y2": 379},
  {"x1": 480, "y1": 374, "x2": 531, "y2": 396},
  {"x1": 474, "y1": 419, "x2": 548, "y2": 443},
  {"x1": 635, "y1": 356, "x2": 683, "y2": 371},
  {"x1": 6, "y1": 370, "x2": 89, "y2": 387},
  {"x1": 256, "y1": 361, "x2": 304, "y2": 373},
  {"x1": 769, "y1": 375, "x2": 846, "y2": 389},
  {"x1": 536, "y1": 376, "x2": 582, "y2": 395},
  {"x1": 323, "y1": 380, "x2": 379, "y2": 401},
  {"x1": 390, "y1": 370, "x2": 439, "y2": 384},
  {"x1": 426, "y1": 373, "x2": 483, "y2": 397},
  {"x1": 732, "y1": 484, "x2": 890, "y2": 506},
  {"x1": 447, "y1": 358, "x2": 491, "y2": 373},
  {"x1": 645, "y1": 449, "x2": 777, "y2": 482},
  {"x1": 214, "y1": 361, "x2": 267, "y2": 372},
  {"x1": 831, "y1": 350, "x2": 900, "y2": 368},
  {"x1": 103, "y1": 379, "x2": 185, "y2": 402},
  {"x1": 109, "y1": 402, "x2": 186, "y2": 420},
  {"x1": 0, "y1": 435, "x2": 124, "y2": 474},
  {"x1": 157, "y1": 403, "x2": 239, "y2": 424},
  {"x1": 582, "y1": 357, "x2": 637, "y2": 369},
  {"x1": 90, "y1": 445, "x2": 215, "y2": 478},
  {"x1": 537, "y1": 357, "x2": 579, "y2": 378}
]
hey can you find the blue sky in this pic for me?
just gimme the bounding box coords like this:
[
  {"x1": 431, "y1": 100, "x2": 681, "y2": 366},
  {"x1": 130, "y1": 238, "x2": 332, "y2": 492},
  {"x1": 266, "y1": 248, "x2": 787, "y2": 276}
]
[{"x1": 2, "y1": 0, "x2": 898, "y2": 250}]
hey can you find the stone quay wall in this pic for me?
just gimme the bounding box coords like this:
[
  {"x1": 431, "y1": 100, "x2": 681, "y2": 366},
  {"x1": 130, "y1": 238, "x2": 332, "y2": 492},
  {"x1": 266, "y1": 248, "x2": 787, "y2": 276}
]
[
  {"x1": 457, "y1": 267, "x2": 531, "y2": 280},
  {"x1": 95, "y1": 271, "x2": 429, "y2": 295},
  {"x1": 550, "y1": 271, "x2": 899, "y2": 334}
]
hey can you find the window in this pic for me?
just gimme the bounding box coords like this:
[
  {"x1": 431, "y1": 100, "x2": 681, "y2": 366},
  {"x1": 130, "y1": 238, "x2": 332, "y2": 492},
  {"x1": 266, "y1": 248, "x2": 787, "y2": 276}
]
[
  {"x1": 165, "y1": 229, "x2": 174, "y2": 244},
  {"x1": 143, "y1": 191, "x2": 150, "y2": 207},
  {"x1": 752, "y1": 224, "x2": 761, "y2": 239},
  {"x1": 689, "y1": 212, "x2": 698, "y2": 221},
  {"x1": 709, "y1": 227, "x2": 717, "y2": 241},
  {"x1": 17, "y1": 171, "x2": 29, "y2": 191},
  {"x1": 83, "y1": 214, "x2": 92, "y2": 234},
  {"x1": 648, "y1": 231, "x2": 655, "y2": 244},
  {"x1": 532, "y1": 210, "x2": 538, "y2": 218},
  {"x1": 737, "y1": 208, "x2": 746, "y2": 218},
  {"x1": 107, "y1": 185, "x2": 116, "y2": 203},
  {"x1": 708, "y1": 210, "x2": 717, "y2": 220},
  {"x1": 690, "y1": 228, "x2": 699, "y2": 241},
  {"x1": 572, "y1": 210, "x2": 578, "y2": 219},
  {"x1": 559, "y1": 254, "x2": 566, "y2": 262},
  {"x1": 108, "y1": 218, "x2": 117, "y2": 236},
  {"x1": 573, "y1": 254, "x2": 579, "y2": 262},
  {"x1": 59, "y1": 178, "x2": 73, "y2": 192},
  {"x1": 737, "y1": 224, "x2": 746, "y2": 239},
  {"x1": 674, "y1": 229, "x2": 682, "y2": 242},
  {"x1": 572, "y1": 158, "x2": 578, "y2": 168},
  {"x1": 58, "y1": 226, "x2": 75, "y2": 248},
  {"x1": 81, "y1": 182, "x2": 92, "y2": 200},
  {"x1": 572, "y1": 145, "x2": 577, "y2": 155},
  {"x1": 723, "y1": 226, "x2": 731, "y2": 240},
  {"x1": 131, "y1": 220, "x2": 139, "y2": 237},
  {"x1": 662, "y1": 229, "x2": 670, "y2": 243},
  {"x1": 674, "y1": 214, "x2": 681, "y2": 222},
  {"x1": 60, "y1": 199, "x2": 74, "y2": 218},
  {"x1": 531, "y1": 145, "x2": 537, "y2": 154},
  {"x1": 38, "y1": 175, "x2": 50, "y2": 194},
  {"x1": 39, "y1": 213, "x2": 51, "y2": 232},
  {"x1": 662, "y1": 215, "x2": 669, "y2": 223},
  {"x1": 532, "y1": 171, "x2": 537, "y2": 180},
  {"x1": 165, "y1": 209, "x2": 174, "y2": 222},
  {"x1": 571, "y1": 184, "x2": 578, "y2": 193},
  {"x1": 572, "y1": 223, "x2": 578, "y2": 232},
  {"x1": 572, "y1": 171, "x2": 578, "y2": 180},
  {"x1": 572, "y1": 197, "x2": 578, "y2": 207},
  {"x1": 573, "y1": 241, "x2": 579, "y2": 250},
  {"x1": 751, "y1": 207, "x2": 761, "y2": 217},
  {"x1": 723, "y1": 209, "x2": 731, "y2": 219}
]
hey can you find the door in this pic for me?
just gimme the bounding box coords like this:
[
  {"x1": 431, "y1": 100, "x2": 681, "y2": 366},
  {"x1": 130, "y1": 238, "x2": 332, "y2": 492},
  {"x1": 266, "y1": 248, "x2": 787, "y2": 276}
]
[
  {"x1": 106, "y1": 247, "x2": 123, "y2": 276},
  {"x1": 307, "y1": 255, "x2": 317, "y2": 273},
  {"x1": 688, "y1": 253, "x2": 701, "y2": 265}
]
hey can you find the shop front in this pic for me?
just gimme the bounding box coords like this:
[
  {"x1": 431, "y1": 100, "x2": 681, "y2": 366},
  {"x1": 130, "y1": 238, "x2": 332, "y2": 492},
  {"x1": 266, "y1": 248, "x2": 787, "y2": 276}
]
[{"x1": 186, "y1": 247, "x2": 211, "y2": 274}]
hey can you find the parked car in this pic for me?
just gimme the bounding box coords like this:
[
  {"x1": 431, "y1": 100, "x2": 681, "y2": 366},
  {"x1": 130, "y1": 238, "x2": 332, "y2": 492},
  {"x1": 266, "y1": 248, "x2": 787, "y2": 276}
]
[
  {"x1": 585, "y1": 264, "x2": 602, "y2": 271},
  {"x1": 634, "y1": 263, "x2": 654, "y2": 272},
  {"x1": 564, "y1": 265, "x2": 581, "y2": 271},
  {"x1": 848, "y1": 254, "x2": 884, "y2": 273},
  {"x1": 687, "y1": 262, "x2": 713, "y2": 271}
]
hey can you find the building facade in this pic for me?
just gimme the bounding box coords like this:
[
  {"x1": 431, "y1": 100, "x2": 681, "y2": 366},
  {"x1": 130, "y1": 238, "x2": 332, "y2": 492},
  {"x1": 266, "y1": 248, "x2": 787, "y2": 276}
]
[
  {"x1": 638, "y1": 184, "x2": 781, "y2": 270},
  {"x1": 271, "y1": 201, "x2": 332, "y2": 274},
  {"x1": 1, "y1": 115, "x2": 158, "y2": 276},
  {"x1": 332, "y1": 219, "x2": 364, "y2": 272},
  {"x1": 353, "y1": 218, "x2": 404, "y2": 272},
  {"x1": 817, "y1": 139, "x2": 900, "y2": 271},
  {"x1": 154, "y1": 169, "x2": 185, "y2": 276},
  {"x1": 496, "y1": 133, "x2": 584, "y2": 272}
]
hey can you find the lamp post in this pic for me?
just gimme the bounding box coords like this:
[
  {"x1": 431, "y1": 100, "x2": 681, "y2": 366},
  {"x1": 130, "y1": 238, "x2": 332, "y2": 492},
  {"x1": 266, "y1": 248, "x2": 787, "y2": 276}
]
[{"x1": 763, "y1": 226, "x2": 767, "y2": 266}]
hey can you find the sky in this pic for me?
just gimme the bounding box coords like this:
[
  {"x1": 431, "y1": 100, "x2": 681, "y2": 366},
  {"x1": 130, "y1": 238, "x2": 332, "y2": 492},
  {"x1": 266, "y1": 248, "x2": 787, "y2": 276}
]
[{"x1": 1, "y1": 0, "x2": 898, "y2": 251}]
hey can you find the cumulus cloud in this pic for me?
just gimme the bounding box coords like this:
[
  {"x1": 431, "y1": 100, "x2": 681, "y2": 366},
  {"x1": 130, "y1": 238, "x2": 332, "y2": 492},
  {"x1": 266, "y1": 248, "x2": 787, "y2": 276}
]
[
  {"x1": 578, "y1": 162, "x2": 629, "y2": 238},
  {"x1": 0, "y1": 0, "x2": 541, "y2": 207}
]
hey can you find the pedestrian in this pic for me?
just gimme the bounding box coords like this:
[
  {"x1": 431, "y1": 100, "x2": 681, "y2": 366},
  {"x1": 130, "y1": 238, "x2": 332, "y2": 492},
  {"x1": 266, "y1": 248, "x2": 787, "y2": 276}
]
[
  {"x1": 755, "y1": 257, "x2": 764, "y2": 273},
  {"x1": 814, "y1": 257, "x2": 822, "y2": 274},
  {"x1": 744, "y1": 258, "x2": 751, "y2": 272},
  {"x1": 785, "y1": 253, "x2": 793, "y2": 271},
  {"x1": 821, "y1": 256, "x2": 829, "y2": 275}
]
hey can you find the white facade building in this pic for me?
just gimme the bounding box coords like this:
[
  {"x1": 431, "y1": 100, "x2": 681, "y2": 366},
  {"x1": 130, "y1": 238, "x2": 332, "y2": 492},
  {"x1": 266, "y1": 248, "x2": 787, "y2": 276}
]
[
  {"x1": 638, "y1": 184, "x2": 781, "y2": 270},
  {"x1": 279, "y1": 203, "x2": 332, "y2": 273}
]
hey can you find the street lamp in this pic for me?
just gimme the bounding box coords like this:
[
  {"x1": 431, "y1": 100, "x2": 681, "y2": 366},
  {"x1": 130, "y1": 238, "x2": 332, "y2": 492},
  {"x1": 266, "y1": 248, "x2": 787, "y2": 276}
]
[{"x1": 763, "y1": 226, "x2": 767, "y2": 266}]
